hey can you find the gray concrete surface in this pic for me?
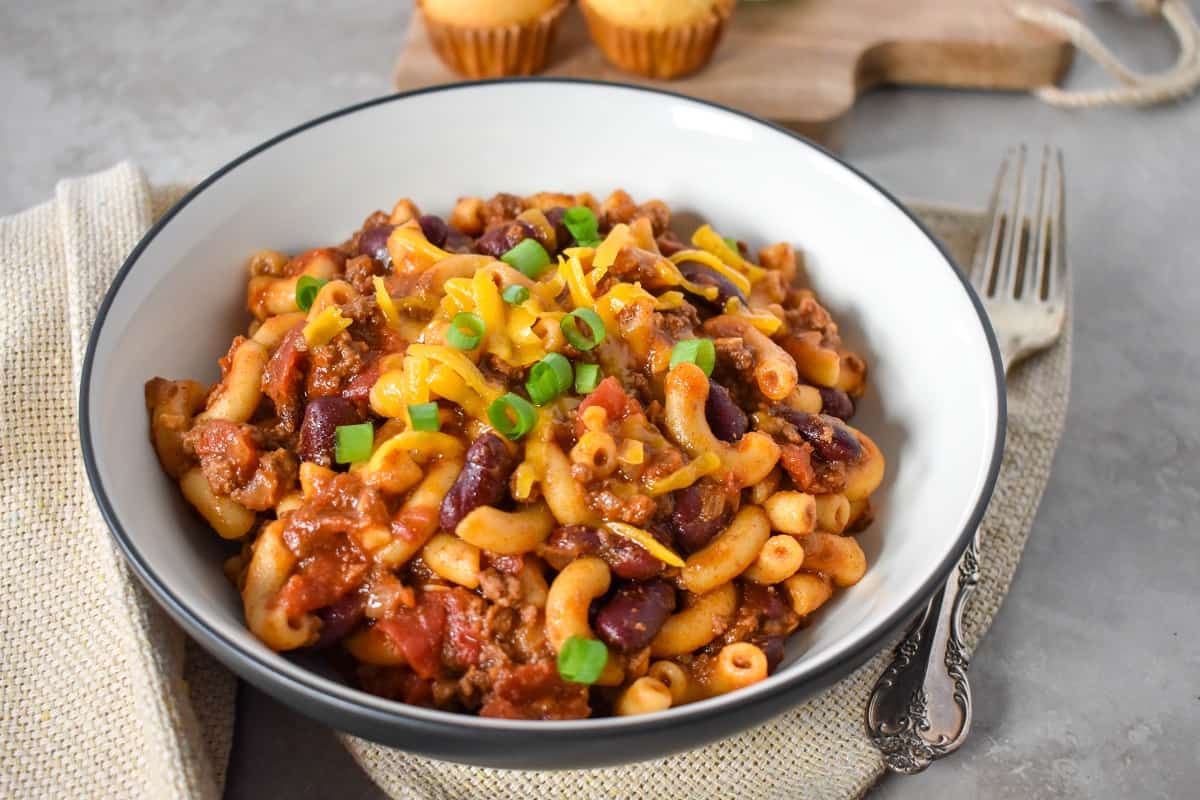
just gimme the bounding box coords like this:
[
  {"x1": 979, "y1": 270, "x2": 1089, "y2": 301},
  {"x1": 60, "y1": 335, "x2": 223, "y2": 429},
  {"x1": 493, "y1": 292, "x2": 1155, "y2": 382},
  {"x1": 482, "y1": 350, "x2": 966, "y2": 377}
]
[{"x1": 4, "y1": 1, "x2": 1197, "y2": 797}]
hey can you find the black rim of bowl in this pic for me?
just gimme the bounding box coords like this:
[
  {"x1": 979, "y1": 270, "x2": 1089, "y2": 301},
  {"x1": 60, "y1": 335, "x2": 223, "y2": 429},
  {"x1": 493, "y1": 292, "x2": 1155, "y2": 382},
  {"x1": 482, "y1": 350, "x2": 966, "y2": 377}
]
[{"x1": 78, "y1": 77, "x2": 1007, "y2": 738}]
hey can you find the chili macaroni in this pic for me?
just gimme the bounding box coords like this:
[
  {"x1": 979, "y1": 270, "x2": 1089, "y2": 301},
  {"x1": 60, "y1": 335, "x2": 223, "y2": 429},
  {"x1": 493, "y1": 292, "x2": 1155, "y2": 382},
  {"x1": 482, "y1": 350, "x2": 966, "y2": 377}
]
[{"x1": 145, "y1": 189, "x2": 886, "y2": 719}]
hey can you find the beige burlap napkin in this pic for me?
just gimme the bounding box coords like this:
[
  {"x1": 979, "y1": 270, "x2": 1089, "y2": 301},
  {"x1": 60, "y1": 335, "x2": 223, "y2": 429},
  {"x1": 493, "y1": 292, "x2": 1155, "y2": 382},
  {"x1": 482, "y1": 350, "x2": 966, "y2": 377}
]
[
  {"x1": 0, "y1": 162, "x2": 1070, "y2": 800},
  {"x1": 1, "y1": 164, "x2": 232, "y2": 800}
]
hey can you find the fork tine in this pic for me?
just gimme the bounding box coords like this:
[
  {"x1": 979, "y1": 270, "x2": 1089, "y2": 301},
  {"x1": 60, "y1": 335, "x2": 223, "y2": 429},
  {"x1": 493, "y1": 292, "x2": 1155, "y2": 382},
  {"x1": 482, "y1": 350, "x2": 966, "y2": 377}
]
[
  {"x1": 1045, "y1": 148, "x2": 1067, "y2": 303},
  {"x1": 973, "y1": 147, "x2": 1020, "y2": 297},
  {"x1": 1024, "y1": 146, "x2": 1052, "y2": 301},
  {"x1": 996, "y1": 145, "x2": 1028, "y2": 299}
]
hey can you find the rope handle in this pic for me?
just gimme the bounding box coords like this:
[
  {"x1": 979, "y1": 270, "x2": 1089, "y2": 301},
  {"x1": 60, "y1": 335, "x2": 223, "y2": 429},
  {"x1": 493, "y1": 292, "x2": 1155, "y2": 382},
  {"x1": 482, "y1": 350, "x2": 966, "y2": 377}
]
[{"x1": 1016, "y1": 0, "x2": 1200, "y2": 107}]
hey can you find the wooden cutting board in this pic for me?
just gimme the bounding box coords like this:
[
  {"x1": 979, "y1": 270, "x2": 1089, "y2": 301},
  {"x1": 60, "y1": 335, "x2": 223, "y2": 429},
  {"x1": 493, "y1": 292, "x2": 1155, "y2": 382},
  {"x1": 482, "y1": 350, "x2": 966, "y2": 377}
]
[{"x1": 393, "y1": 0, "x2": 1076, "y2": 144}]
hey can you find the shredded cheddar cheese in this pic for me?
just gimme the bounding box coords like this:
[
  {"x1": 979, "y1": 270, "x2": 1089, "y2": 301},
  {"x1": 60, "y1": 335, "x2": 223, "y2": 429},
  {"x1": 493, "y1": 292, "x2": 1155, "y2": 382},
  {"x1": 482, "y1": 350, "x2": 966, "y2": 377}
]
[
  {"x1": 406, "y1": 344, "x2": 502, "y2": 402},
  {"x1": 512, "y1": 462, "x2": 539, "y2": 501},
  {"x1": 441, "y1": 277, "x2": 475, "y2": 316},
  {"x1": 602, "y1": 521, "x2": 685, "y2": 568},
  {"x1": 428, "y1": 363, "x2": 491, "y2": 420},
  {"x1": 643, "y1": 451, "x2": 722, "y2": 496},
  {"x1": 387, "y1": 223, "x2": 452, "y2": 269},
  {"x1": 510, "y1": 413, "x2": 559, "y2": 501},
  {"x1": 691, "y1": 225, "x2": 768, "y2": 283},
  {"x1": 372, "y1": 276, "x2": 402, "y2": 330},
  {"x1": 472, "y1": 269, "x2": 510, "y2": 360},
  {"x1": 559, "y1": 253, "x2": 595, "y2": 309},
  {"x1": 654, "y1": 291, "x2": 686, "y2": 310},
  {"x1": 618, "y1": 440, "x2": 645, "y2": 466},
  {"x1": 656, "y1": 255, "x2": 721, "y2": 301},
  {"x1": 402, "y1": 355, "x2": 432, "y2": 406},
  {"x1": 594, "y1": 282, "x2": 657, "y2": 332},
  {"x1": 302, "y1": 306, "x2": 352, "y2": 347},
  {"x1": 629, "y1": 217, "x2": 658, "y2": 252},
  {"x1": 669, "y1": 248, "x2": 751, "y2": 296},
  {"x1": 724, "y1": 298, "x2": 783, "y2": 335},
  {"x1": 593, "y1": 223, "x2": 635, "y2": 270}
]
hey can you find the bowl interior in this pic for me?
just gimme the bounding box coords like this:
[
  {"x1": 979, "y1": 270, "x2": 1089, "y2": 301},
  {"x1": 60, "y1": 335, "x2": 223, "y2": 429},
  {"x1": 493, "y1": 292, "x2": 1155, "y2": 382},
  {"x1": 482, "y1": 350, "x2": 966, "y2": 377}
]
[{"x1": 83, "y1": 81, "x2": 1001, "y2": 732}]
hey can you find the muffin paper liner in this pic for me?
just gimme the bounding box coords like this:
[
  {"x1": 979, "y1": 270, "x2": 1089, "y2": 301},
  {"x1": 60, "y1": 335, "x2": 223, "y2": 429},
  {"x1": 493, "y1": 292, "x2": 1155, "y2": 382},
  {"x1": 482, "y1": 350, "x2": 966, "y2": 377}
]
[
  {"x1": 579, "y1": 0, "x2": 737, "y2": 80},
  {"x1": 419, "y1": 0, "x2": 568, "y2": 78}
]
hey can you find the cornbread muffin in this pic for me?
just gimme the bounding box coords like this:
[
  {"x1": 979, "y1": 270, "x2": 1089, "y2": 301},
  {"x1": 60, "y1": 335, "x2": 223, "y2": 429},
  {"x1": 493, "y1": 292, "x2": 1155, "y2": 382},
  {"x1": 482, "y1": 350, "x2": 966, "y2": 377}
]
[
  {"x1": 418, "y1": 0, "x2": 568, "y2": 78},
  {"x1": 580, "y1": 0, "x2": 736, "y2": 79}
]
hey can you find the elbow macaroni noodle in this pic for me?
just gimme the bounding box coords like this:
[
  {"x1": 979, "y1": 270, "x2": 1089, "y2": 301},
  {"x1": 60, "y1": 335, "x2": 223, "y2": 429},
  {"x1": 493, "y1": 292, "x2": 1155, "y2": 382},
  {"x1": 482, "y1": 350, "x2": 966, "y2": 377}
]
[{"x1": 145, "y1": 189, "x2": 886, "y2": 719}]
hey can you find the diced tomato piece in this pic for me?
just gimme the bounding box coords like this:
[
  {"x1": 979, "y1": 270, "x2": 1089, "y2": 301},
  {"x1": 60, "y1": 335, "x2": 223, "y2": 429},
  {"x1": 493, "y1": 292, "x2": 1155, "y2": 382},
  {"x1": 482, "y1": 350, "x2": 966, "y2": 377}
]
[
  {"x1": 440, "y1": 589, "x2": 484, "y2": 669},
  {"x1": 575, "y1": 377, "x2": 640, "y2": 436},
  {"x1": 376, "y1": 592, "x2": 447, "y2": 679},
  {"x1": 185, "y1": 418, "x2": 260, "y2": 493},
  {"x1": 262, "y1": 324, "x2": 308, "y2": 430},
  {"x1": 478, "y1": 662, "x2": 590, "y2": 720},
  {"x1": 275, "y1": 541, "x2": 367, "y2": 617},
  {"x1": 779, "y1": 443, "x2": 816, "y2": 492},
  {"x1": 357, "y1": 665, "x2": 434, "y2": 707},
  {"x1": 342, "y1": 355, "x2": 383, "y2": 406}
]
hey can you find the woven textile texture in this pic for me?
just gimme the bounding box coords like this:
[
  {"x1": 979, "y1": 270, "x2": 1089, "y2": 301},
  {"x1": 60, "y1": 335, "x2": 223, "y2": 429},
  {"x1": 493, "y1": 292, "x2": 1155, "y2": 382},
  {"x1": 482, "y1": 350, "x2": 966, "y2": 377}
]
[{"x1": 0, "y1": 163, "x2": 1070, "y2": 800}]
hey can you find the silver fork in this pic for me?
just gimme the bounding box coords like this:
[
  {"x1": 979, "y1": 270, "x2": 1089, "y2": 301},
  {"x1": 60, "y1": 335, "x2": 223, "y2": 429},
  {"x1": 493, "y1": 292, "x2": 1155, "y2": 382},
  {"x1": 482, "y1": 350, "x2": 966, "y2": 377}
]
[{"x1": 865, "y1": 146, "x2": 1069, "y2": 774}]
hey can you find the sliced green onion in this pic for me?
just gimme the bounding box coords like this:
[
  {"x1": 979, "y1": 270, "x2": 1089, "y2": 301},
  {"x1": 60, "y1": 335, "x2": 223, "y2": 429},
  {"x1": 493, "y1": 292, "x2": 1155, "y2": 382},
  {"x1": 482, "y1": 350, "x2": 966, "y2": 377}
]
[
  {"x1": 501, "y1": 284, "x2": 530, "y2": 305},
  {"x1": 526, "y1": 353, "x2": 573, "y2": 406},
  {"x1": 560, "y1": 307, "x2": 606, "y2": 351},
  {"x1": 574, "y1": 363, "x2": 601, "y2": 394},
  {"x1": 488, "y1": 393, "x2": 537, "y2": 440},
  {"x1": 563, "y1": 206, "x2": 601, "y2": 247},
  {"x1": 557, "y1": 636, "x2": 608, "y2": 685},
  {"x1": 447, "y1": 312, "x2": 485, "y2": 350},
  {"x1": 334, "y1": 422, "x2": 374, "y2": 464},
  {"x1": 295, "y1": 275, "x2": 328, "y2": 312},
  {"x1": 669, "y1": 337, "x2": 716, "y2": 376},
  {"x1": 408, "y1": 402, "x2": 440, "y2": 432},
  {"x1": 723, "y1": 236, "x2": 739, "y2": 252},
  {"x1": 501, "y1": 238, "x2": 552, "y2": 279}
]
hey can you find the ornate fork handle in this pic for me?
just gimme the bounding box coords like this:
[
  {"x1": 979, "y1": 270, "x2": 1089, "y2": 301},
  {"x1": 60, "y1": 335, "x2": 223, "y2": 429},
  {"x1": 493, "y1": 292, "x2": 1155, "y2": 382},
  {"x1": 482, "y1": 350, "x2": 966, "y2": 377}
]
[{"x1": 866, "y1": 531, "x2": 981, "y2": 774}]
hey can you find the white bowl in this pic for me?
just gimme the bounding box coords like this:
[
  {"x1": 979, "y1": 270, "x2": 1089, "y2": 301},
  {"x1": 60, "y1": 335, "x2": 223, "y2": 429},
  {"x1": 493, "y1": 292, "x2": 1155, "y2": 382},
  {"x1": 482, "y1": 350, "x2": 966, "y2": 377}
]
[{"x1": 81, "y1": 79, "x2": 1004, "y2": 768}]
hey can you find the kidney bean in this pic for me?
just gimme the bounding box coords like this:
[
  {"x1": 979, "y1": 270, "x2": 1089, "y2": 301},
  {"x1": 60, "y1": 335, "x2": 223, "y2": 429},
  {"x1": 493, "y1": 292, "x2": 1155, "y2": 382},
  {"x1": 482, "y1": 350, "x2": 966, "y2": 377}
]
[
  {"x1": 475, "y1": 220, "x2": 538, "y2": 258},
  {"x1": 593, "y1": 579, "x2": 677, "y2": 653},
  {"x1": 774, "y1": 408, "x2": 862, "y2": 463},
  {"x1": 754, "y1": 634, "x2": 786, "y2": 672},
  {"x1": 298, "y1": 396, "x2": 361, "y2": 466},
  {"x1": 544, "y1": 206, "x2": 574, "y2": 251},
  {"x1": 358, "y1": 225, "x2": 394, "y2": 266},
  {"x1": 540, "y1": 525, "x2": 600, "y2": 569},
  {"x1": 439, "y1": 433, "x2": 516, "y2": 532},
  {"x1": 314, "y1": 592, "x2": 365, "y2": 649},
  {"x1": 677, "y1": 261, "x2": 748, "y2": 307},
  {"x1": 417, "y1": 214, "x2": 449, "y2": 248},
  {"x1": 602, "y1": 532, "x2": 664, "y2": 580},
  {"x1": 443, "y1": 227, "x2": 474, "y2": 254},
  {"x1": 671, "y1": 483, "x2": 731, "y2": 553},
  {"x1": 742, "y1": 582, "x2": 796, "y2": 633},
  {"x1": 540, "y1": 526, "x2": 663, "y2": 580},
  {"x1": 705, "y1": 381, "x2": 748, "y2": 442},
  {"x1": 655, "y1": 231, "x2": 687, "y2": 256},
  {"x1": 817, "y1": 387, "x2": 855, "y2": 420}
]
